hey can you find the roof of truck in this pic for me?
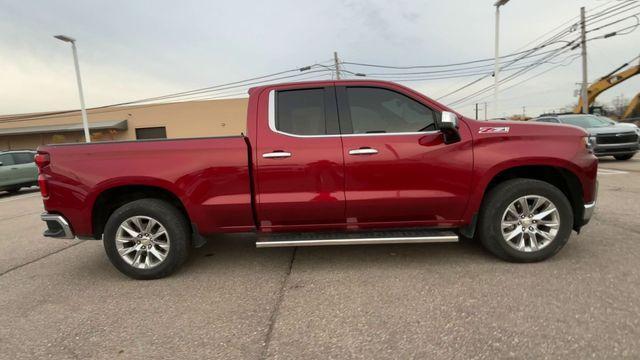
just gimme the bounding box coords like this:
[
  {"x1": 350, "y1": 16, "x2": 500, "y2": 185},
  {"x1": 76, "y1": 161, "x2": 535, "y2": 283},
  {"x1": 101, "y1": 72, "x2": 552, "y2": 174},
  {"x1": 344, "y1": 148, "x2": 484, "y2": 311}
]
[{"x1": 248, "y1": 79, "x2": 399, "y2": 94}]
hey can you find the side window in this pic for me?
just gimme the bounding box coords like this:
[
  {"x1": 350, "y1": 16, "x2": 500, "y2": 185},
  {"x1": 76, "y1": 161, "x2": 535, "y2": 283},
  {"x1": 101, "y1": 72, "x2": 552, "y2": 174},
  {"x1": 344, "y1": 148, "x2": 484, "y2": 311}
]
[
  {"x1": 0, "y1": 154, "x2": 15, "y2": 166},
  {"x1": 276, "y1": 88, "x2": 327, "y2": 136},
  {"x1": 12, "y1": 152, "x2": 35, "y2": 165},
  {"x1": 549, "y1": 118, "x2": 559, "y2": 123},
  {"x1": 345, "y1": 87, "x2": 437, "y2": 134}
]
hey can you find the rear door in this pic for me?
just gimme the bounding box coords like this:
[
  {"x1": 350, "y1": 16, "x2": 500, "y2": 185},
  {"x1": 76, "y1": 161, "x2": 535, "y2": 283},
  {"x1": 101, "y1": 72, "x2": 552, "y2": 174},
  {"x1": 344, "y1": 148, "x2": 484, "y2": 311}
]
[
  {"x1": 255, "y1": 86, "x2": 346, "y2": 230},
  {"x1": 337, "y1": 85, "x2": 473, "y2": 227}
]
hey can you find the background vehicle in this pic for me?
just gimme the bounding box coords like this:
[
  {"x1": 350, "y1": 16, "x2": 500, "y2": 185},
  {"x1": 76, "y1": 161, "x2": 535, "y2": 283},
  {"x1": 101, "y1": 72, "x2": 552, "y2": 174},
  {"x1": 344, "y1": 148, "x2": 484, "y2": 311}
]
[
  {"x1": 532, "y1": 114, "x2": 639, "y2": 160},
  {"x1": 0, "y1": 150, "x2": 38, "y2": 193},
  {"x1": 37, "y1": 80, "x2": 598, "y2": 279}
]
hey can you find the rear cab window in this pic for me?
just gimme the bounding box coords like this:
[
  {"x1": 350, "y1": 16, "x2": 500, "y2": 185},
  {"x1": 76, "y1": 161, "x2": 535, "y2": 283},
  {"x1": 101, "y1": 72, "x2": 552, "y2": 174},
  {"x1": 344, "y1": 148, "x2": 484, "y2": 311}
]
[{"x1": 274, "y1": 87, "x2": 339, "y2": 136}]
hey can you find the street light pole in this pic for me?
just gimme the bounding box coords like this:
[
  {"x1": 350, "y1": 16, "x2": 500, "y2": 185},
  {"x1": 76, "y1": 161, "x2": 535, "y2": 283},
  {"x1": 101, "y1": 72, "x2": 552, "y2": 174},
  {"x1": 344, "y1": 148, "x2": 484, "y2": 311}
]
[
  {"x1": 54, "y1": 35, "x2": 91, "y2": 143},
  {"x1": 493, "y1": 0, "x2": 510, "y2": 119}
]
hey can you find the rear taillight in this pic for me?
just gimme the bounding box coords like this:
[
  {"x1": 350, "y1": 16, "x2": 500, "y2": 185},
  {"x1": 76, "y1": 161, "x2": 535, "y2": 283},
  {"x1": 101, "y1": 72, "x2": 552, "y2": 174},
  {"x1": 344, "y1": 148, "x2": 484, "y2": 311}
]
[
  {"x1": 38, "y1": 174, "x2": 49, "y2": 198},
  {"x1": 35, "y1": 152, "x2": 50, "y2": 168}
]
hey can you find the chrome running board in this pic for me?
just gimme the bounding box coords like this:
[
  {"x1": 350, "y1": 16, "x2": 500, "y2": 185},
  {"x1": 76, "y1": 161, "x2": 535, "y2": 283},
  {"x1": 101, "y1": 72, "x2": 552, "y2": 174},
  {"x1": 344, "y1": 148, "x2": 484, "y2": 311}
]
[{"x1": 256, "y1": 229, "x2": 459, "y2": 248}]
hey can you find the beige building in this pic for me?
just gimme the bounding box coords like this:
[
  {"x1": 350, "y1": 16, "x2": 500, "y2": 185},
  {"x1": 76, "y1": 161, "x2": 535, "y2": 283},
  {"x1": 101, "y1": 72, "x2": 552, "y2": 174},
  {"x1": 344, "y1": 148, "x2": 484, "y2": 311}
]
[{"x1": 0, "y1": 98, "x2": 249, "y2": 151}]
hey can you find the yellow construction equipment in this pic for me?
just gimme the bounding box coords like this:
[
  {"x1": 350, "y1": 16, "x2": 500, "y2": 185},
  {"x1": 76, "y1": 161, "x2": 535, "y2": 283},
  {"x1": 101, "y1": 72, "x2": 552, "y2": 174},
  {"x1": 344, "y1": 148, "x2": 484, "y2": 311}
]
[
  {"x1": 622, "y1": 92, "x2": 640, "y2": 119},
  {"x1": 574, "y1": 59, "x2": 640, "y2": 115}
]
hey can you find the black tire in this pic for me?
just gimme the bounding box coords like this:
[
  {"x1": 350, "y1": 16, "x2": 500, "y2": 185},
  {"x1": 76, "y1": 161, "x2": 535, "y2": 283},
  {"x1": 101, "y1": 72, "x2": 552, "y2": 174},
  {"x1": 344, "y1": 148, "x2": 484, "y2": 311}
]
[
  {"x1": 7, "y1": 187, "x2": 21, "y2": 194},
  {"x1": 477, "y1": 179, "x2": 573, "y2": 262},
  {"x1": 103, "y1": 199, "x2": 190, "y2": 279},
  {"x1": 613, "y1": 154, "x2": 635, "y2": 161}
]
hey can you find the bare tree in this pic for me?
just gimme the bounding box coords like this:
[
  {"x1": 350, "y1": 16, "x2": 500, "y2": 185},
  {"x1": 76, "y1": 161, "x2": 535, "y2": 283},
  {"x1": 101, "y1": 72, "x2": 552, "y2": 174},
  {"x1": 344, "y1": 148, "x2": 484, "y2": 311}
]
[{"x1": 610, "y1": 94, "x2": 629, "y2": 117}]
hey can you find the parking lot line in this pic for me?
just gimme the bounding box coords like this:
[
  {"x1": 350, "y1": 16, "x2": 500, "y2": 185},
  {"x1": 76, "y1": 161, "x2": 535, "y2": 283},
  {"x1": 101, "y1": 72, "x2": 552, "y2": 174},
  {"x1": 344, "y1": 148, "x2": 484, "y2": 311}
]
[{"x1": 598, "y1": 168, "x2": 629, "y2": 175}]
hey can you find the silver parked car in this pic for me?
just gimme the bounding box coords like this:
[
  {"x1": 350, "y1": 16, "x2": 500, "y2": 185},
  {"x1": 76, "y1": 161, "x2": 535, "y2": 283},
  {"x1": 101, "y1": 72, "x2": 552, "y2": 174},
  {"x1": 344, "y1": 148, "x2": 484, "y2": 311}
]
[
  {"x1": 0, "y1": 150, "x2": 39, "y2": 194},
  {"x1": 532, "y1": 114, "x2": 640, "y2": 160}
]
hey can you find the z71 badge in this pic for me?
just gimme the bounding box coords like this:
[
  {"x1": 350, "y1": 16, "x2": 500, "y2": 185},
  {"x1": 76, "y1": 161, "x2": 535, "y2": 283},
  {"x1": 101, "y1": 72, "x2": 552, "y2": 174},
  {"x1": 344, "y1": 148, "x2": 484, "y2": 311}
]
[{"x1": 479, "y1": 127, "x2": 510, "y2": 134}]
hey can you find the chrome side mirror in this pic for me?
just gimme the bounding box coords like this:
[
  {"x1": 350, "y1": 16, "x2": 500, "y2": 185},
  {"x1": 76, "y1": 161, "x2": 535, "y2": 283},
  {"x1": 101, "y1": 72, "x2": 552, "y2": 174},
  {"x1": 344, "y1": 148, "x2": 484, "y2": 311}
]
[
  {"x1": 441, "y1": 111, "x2": 459, "y2": 128},
  {"x1": 440, "y1": 111, "x2": 461, "y2": 144}
]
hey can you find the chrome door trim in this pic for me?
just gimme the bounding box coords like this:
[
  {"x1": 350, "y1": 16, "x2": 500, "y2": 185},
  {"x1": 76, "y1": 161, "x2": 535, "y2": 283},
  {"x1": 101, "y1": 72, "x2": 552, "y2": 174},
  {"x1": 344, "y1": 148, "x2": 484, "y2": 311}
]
[{"x1": 268, "y1": 90, "x2": 440, "y2": 138}]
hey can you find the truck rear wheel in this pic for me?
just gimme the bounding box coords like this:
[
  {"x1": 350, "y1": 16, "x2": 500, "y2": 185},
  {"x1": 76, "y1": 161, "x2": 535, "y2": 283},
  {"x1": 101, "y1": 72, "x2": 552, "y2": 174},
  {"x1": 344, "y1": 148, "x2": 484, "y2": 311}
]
[
  {"x1": 103, "y1": 199, "x2": 190, "y2": 279},
  {"x1": 477, "y1": 179, "x2": 573, "y2": 262}
]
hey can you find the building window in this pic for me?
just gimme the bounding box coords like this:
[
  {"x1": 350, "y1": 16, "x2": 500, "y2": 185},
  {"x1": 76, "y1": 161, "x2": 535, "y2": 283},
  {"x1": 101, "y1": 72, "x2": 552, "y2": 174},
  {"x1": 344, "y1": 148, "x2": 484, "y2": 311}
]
[{"x1": 135, "y1": 127, "x2": 167, "y2": 140}]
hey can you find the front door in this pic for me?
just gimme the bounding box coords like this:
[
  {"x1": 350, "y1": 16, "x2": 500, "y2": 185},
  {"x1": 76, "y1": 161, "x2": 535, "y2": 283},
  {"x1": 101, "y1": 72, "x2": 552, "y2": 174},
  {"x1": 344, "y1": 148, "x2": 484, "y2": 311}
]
[
  {"x1": 255, "y1": 86, "x2": 346, "y2": 230},
  {"x1": 337, "y1": 85, "x2": 473, "y2": 228}
]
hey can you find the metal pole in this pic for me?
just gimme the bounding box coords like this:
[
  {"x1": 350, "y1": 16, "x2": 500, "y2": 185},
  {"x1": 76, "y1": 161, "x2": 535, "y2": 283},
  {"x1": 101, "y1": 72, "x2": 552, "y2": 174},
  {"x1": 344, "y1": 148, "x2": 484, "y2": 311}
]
[
  {"x1": 70, "y1": 42, "x2": 91, "y2": 142},
  {"x1": 484, "y1": 102, "x2": 488, "y2": 120},
  {"x1": 475, "y1": 103, "x2": 479, "y2": 120},
  {"x1": 494, "y1": 5, "x2": 500, "y2": 119},
  {"x1": 580, "y1": 7, "x2": 589, "y2": 114},
  {"x1": 333, "y1": 51, "x2": 341, "y2": 80},
  {"x1": 522, "y1": 106, "x2": 526, "y2": 119}
]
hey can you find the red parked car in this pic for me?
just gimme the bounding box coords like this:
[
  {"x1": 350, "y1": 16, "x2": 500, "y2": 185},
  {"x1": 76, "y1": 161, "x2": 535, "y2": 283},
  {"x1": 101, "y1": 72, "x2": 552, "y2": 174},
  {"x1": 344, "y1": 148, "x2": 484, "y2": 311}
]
[{"x1": 36, "y1": 80, "x2": 598, "y2": 279}]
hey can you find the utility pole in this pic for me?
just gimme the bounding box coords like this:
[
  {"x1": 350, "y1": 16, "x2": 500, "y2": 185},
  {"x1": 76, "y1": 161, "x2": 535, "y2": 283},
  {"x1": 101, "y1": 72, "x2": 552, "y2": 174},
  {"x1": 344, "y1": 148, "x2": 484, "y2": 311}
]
[
  {"x1": 475, "y1": 103, "x2": 479, "y2": 120},
  {"x1": 579, "y1": 7, "x2": 589, "y2": 114},
  {"x1": 522, "y1": 106, "x2": 526, "y2": 119},
  {"x1": 484, "y1": 102, "x2": 488, "y2": 120},
  {"x1": 333, "y1": 51, "x2": 341, "y2": 80}
]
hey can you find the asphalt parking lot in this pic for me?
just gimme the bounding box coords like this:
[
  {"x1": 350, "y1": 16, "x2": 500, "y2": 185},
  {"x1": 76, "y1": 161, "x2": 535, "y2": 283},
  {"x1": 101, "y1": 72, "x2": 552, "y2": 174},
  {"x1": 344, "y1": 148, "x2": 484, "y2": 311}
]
[{"x1": 1, "y1": 158, "x2": 639, "y2": 359}]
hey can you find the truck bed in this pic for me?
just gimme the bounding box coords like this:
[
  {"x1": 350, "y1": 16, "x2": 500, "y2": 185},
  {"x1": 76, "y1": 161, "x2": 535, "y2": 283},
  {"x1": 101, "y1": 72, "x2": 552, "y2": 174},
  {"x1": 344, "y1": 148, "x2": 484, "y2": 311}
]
[{"x1": 38, "y1": 136, "x2": 255, "y2": 237}]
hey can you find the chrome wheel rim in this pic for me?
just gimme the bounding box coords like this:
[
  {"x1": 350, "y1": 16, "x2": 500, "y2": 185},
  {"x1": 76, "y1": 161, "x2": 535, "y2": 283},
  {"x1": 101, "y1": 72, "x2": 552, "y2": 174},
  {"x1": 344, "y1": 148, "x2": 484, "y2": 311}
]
[
  {"x1": 115, "y1": 216, "x2": 170, "y2": 269},
  {"x1": 501, "y1": 195, "x2": 560, "y2": 252}
]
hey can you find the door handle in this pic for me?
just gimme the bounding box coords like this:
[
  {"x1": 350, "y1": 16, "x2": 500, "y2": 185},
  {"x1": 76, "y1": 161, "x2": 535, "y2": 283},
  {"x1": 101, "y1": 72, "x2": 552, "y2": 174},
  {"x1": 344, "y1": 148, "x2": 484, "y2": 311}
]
[
  {"x1": 348, "y1": 148, "x2": 378, "y2": 155},
  {"x1": 262, "y1": 151, "x2": 292, "y2": 159}
]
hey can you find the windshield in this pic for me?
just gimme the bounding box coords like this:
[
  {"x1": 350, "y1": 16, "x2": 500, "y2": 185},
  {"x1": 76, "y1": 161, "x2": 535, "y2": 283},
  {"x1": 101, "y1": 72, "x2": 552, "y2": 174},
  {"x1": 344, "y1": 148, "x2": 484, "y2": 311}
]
[
  {"x1": 596, "y1": 116, "x2": 616, "y2": 125},
  {"x1": 560, "y1": 115, "x2": 611, "y2": 128}
]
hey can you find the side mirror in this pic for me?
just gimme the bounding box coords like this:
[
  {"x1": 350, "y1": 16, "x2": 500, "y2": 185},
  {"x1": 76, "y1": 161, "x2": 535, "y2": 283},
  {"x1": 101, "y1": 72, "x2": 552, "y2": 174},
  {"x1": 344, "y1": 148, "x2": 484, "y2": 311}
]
[
  {"x1": 441, "y1": 111, "x2": 459, "y2": 128},
  {"x1": 440, "y1": 111, "x2": 461, "y2": 144}
]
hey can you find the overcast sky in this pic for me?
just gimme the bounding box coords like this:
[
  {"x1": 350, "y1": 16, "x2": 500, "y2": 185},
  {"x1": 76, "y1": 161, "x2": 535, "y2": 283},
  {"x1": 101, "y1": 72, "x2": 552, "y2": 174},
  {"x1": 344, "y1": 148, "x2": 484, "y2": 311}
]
[{"x1": 1, "y1": 0, "x2": 639, "y2": 118}]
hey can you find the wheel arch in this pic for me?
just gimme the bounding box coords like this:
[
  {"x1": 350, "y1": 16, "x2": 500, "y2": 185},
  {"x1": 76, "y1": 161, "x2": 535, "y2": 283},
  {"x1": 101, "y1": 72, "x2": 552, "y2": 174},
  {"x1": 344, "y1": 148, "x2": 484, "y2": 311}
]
[
  {"x1": 479, "y1": 164, "x2": 584, "y2": 231},
  {"x1": 91, "y1": 184, "x2": 191, "y2": 239}
]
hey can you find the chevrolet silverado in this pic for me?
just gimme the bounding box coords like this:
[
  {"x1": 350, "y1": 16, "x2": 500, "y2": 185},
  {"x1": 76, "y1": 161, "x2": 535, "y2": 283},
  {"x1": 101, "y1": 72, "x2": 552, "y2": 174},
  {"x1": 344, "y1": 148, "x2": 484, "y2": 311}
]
[{"x1": 36, "y1": 80, "x2": 598, "y2": 279}]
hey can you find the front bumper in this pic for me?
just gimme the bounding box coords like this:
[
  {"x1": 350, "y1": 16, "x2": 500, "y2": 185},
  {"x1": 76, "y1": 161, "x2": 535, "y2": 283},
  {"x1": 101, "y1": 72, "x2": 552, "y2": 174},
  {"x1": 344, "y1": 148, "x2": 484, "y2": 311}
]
[
  {"x1": 593, "y1": 142, "x2": 639, "y2": 156},
  {"x1": 41, "y1": 212, "x2": 74, "y2": 239}
]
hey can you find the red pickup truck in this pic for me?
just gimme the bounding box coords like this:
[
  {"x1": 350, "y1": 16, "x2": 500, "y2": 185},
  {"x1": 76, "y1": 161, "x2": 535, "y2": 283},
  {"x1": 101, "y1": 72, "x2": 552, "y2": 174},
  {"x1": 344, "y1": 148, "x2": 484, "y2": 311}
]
[{"x1": 37, "y1": 80, "x2": 598, "y2": 279}]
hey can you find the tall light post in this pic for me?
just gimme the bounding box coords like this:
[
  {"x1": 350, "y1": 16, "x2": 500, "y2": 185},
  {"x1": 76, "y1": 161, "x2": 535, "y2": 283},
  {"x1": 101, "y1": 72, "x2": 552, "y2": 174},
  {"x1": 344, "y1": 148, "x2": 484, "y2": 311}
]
[
  {"x1": 493, "y1": 0, "x2": 510, "y2": 119},
  {"x1": 54, "y1": 35, "x2": 91, "y2": 143}
]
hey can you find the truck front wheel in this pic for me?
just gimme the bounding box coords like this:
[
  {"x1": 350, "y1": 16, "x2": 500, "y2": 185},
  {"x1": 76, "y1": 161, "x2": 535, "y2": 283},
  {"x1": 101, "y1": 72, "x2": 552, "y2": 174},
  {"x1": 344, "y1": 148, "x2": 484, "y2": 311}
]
[
  {"x1": 103, "y1": 199, "x2": 190, "y2": 279},
  {"x1": 477, "y1": 179, "x2": 573, "y2": 262}
]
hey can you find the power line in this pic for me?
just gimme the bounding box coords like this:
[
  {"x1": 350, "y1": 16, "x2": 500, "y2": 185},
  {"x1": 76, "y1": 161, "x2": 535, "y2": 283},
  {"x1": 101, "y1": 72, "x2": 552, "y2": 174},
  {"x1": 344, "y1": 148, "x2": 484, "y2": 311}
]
[
  {"x1": 0, "y1": 68, "x2": 334, "y2": 123},
  {"x1": 443, "y1": 8, "x2": 640, "y2": 107}
]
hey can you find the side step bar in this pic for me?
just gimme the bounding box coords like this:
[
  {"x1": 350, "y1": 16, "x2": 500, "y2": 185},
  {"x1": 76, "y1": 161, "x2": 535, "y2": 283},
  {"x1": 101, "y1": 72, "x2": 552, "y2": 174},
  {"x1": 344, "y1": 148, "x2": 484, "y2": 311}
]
[{"x1": 256, "y1": 229, "x2": 458, "y2": 248}]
